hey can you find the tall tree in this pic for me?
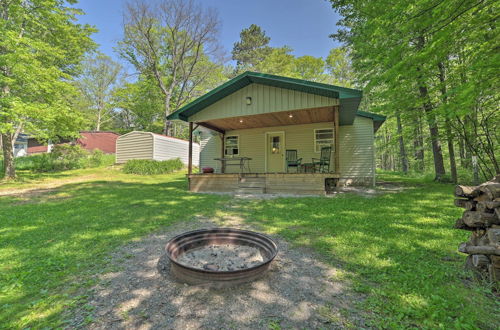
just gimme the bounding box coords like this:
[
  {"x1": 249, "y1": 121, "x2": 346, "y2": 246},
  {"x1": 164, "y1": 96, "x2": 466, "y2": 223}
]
[
  {"x1": 119, "y1": 0, "x2": 223, "y2": 136},
  {"x1": 76, "y1": 53, "x2": 122, "y2": 131},
  {"x1": 292, "y1": 55, "x2": 326, "y2": 82},
  {"x1": 329, "y1": 0, "x2": 498, "y2": 181},
  {"x1": 325, "y1": 47, "x2": 355, "y2": 87},
  {"x1": 0, "y1": 0, "x2": 95, "y2": 179},
  {"x1": 231, "y1": 24, "x2": 272, "y2": 71}
]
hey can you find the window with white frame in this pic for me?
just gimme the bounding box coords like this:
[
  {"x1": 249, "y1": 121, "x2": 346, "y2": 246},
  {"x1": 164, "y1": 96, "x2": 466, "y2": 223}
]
[
  {"x1": 314, "y1": 129, "x2": 333, "y2": 152},
  {"x1": 224, "y1": 135, "x2": 239, "y2": 156}
]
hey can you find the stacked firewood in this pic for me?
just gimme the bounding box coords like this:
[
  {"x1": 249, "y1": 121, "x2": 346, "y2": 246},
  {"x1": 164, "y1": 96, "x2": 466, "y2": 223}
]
[{"x1": 454, "y1": 176, "x2": 500, "y2": 284}]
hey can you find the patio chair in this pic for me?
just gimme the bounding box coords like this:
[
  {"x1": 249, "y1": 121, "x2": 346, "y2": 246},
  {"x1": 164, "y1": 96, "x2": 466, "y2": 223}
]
[
  {"x1": 285, "y1": 149, "x2": 302, "y2": 173},
  {"x1": 312, "y1": 146, "x2": 332, "y2": 173}
]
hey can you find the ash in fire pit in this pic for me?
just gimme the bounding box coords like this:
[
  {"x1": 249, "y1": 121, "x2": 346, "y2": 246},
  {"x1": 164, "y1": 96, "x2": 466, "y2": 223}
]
[
  {"x1": 177, "y1": 244, "x2": 264, "y2": 271},
  {"x1": 165, "y1": 228, "x2": 278, "y2": 285}
]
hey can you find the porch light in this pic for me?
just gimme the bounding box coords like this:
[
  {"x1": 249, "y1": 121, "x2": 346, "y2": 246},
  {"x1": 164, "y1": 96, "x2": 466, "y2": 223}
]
[
  {"x1": 245, "y1": 96, "x2": 252, "y2": 105},
  {"x1": 239, "y1": 119, "x2": 243, "y2": 123},
  {"x1": 288, "y1": 114, "x2": 293, "y2": 118}
]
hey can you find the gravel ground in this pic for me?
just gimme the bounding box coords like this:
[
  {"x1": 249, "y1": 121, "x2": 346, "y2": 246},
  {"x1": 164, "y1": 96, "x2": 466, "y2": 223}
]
[{"x1": 69, "y1": 209, "x2": 365, "y2": 329}]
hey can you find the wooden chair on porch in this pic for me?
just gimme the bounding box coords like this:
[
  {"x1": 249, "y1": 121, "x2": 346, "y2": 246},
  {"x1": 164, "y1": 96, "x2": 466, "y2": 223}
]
[
  {"x1": 285, "y1": 149, "x2": 302, "y2": 173},
  {"x1": 312, "y1": 146, "x2": 332, "y2": 173}
]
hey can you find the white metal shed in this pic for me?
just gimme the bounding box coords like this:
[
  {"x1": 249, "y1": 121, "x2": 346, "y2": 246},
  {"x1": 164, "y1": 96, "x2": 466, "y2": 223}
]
[{"x1": 116, "y1": 131, "x2": 200, "y2": 165}]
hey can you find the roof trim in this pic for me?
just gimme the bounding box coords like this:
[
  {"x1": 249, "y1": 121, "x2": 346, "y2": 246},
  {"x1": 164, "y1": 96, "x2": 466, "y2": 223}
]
[
  {"x1": 167, "y1": 71, "x2": 362, "y2": 121},
  {"x1": 356, "y1": 110, "x2": 386, "y2": 133}
]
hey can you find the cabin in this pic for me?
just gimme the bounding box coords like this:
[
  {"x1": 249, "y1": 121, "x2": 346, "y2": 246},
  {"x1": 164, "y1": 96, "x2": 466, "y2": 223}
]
[{"x1": 167, "y1": 72, "x2": 385, "y2": 195}]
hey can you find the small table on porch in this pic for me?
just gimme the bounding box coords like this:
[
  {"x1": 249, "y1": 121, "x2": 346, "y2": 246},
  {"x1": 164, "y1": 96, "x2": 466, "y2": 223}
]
[{"x1": 214, "y1": 157, "x2": 252, "y2": 173}]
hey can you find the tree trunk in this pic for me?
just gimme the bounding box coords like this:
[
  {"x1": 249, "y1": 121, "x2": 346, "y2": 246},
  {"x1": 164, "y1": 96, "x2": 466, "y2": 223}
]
[
  {"x1": 413, "y1": 112, "x2": 425, "y2": 172},
  {"x1": 396, "y1": 113, "x2": 409, "y2": 173},
  {"x1": 419, "y1": 83, "x2": 446, "y2": 181},
  {"x1": 438, "y1": 62, "x2": 457, "y2": 183},
  {"x1": 163, "y1": 95, "x2": 173, "y2": 136},
  {"x1": 2, "y1": 133, "x2": 15, "y2": 179}
]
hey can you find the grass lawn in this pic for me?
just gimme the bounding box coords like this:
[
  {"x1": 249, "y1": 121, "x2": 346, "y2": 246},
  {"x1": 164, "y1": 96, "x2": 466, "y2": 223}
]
[
  {"x1": 0, "y1": 168, "x2": 498, "y2": 328},
  {"x1": 0, "y1": 168, "x2": 229, "y2": 328}
]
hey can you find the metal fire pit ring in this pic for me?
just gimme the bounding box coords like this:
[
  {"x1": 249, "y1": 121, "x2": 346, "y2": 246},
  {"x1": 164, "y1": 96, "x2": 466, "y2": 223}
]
[{"x1": 165, "y1": 228, "x2": 278, "y2": 286}]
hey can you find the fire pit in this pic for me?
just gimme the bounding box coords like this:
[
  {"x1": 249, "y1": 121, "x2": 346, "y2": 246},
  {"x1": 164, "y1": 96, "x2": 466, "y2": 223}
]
[{"x1": 165, "y1": 228, "x2": 278, "y2": 286}]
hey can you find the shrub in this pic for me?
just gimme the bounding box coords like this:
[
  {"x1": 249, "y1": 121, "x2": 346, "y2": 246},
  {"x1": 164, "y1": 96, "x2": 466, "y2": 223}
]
[{"x1": 122, "y1": 158, "x2": 184, "y2": 175}]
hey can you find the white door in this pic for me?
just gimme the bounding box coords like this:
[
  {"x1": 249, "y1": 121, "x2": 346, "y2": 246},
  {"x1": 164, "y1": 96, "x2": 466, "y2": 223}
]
[{"x1": 266, "y1": 132, "x2": 284, "y2": 172}]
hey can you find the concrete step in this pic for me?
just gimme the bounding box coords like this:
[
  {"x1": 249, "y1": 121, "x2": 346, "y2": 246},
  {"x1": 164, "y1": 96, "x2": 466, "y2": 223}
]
[{"x1": 235, "y1": 187, "x2": 265, "y2": 194}]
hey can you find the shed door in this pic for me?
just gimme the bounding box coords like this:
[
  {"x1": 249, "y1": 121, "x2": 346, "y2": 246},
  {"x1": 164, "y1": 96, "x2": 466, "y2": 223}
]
[{"x1": 266, "y1": 132, "x2": 284, "y2": 173}]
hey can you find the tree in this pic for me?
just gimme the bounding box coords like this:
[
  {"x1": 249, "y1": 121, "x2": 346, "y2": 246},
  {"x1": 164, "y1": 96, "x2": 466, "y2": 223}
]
[
  {"x1": 76, "y1": 53, "x2": 122, "y2": 131},
  {"x1": 255, "y1": 46, "x2": 295, "y2": 76},
  {"x1": 325, "y1": 47, "x2": 355, "y2": 87},
  {"x1": 292, "y1": 55, "x2": 326, "y2": 82},
  {"x1": 119, "y1": 0, "x2": 224, "y2": 136},
  {"x1": 113, "y1": 76, "x2": 165, "y2": 132},
  {"x1": 329, "y1": 0, "x2": 498, "y2": 181},
  {"x1": 231, "y1": 24, "x2": 272, "y2": 71},
  {"x1": 0, "y1": 0, "x2": 95, "y2": 179}
]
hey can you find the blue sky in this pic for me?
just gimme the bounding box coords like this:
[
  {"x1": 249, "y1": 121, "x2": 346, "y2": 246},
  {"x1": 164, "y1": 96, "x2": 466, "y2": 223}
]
[{"x1": 76, "y1": 0, "x2": 341, "y2": 71}]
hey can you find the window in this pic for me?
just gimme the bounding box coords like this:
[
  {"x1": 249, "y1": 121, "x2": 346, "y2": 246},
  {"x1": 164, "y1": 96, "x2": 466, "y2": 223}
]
[
  {"x1": 314, "y1": 129, "x2": 333, "y2": 152},
  {"x1": 271, "y1": 136, "x2": 280, "y2": 154},
  {"x1": 224, "y1": 135, "x2": 239, "y2": 156}
]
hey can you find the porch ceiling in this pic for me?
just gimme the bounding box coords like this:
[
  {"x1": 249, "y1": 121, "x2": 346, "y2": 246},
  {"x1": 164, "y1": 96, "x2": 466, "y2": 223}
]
[{"x1": 198, "y1": 106, "x2": 336, "y2": 132}]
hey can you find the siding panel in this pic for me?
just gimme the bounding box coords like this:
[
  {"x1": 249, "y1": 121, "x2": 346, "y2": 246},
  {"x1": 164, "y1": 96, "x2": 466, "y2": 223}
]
[{"x1": 190, "y1": 83, "x2": 339, "y2": 122}]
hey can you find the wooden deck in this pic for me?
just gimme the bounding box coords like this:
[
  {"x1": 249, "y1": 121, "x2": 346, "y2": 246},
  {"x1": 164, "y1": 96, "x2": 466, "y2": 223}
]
[{"x1": 188, "y1": 173, "x2": 341, "y2": 195}]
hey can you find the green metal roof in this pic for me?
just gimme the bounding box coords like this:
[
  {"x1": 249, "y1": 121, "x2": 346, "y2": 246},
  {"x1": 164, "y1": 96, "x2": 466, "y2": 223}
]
[
  {"x1": 357, "y1": 110, "x2": 386, "y2": 132},
  {"x1": 167, "y1": 71, "x2": 363, "y2": 124}
]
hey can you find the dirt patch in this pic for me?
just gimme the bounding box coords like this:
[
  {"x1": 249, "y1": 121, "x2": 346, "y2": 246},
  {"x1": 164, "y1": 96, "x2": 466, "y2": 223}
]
[
  {"x1": 69, "y1": 212, "x2": 365, "y2": 329},
  {"x1": 0, "y1": 174, "x2": 99, "y2": 197}
]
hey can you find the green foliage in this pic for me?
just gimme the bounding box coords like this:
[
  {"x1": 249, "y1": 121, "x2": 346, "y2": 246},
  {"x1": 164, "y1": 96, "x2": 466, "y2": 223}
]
[
  {"x1": 329, "y1": 0, "x2": 499, "y2": 179},
  {"x1": 28, "y1": 145, "x2": 113, "y2": 172},
  {"x1": 122, "y1": 158, "x2": 184, "y2": 175},
  {"x1": 325, "y1": 48, "x2": 355, "y2": 87},
  {"x1": 75, "y1": 53, "x2": 123, "y2": 131},
  {"x1": 0, "y1": 0, "x2": 96, "y2": 178},
  {"x1": 0, "y1": 169, "x2": 228, "y2": 328}
]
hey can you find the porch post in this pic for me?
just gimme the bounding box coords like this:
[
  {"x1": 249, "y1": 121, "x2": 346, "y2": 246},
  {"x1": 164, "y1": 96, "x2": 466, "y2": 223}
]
[
  {"x1": 220, "y1": 132, "x2": 225, "y2": 173},
  {"x1": 334, "y1": 107, "x2": 340, "y2": 173},
  {"x1": 188, "y1": 122, "x2": 193, "y2": 175}
]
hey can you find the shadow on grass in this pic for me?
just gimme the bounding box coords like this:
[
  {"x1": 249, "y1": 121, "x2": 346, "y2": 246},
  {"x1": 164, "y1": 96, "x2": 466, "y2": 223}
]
[
  {"x1": 0, "y1": 175, "x2": 229, "y2": 328},
  {"x1": 228, "y1": 184, "x2": 497, "y2": 328}
]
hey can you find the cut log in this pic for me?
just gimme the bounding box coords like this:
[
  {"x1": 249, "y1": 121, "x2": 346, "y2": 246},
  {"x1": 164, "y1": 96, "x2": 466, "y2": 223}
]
[
  {"x1": 487, "y1": 228, "x2": 500, "y2": 245},
  {"x1": 488, "y1": 264, "x2": 500, "y2": 283},
  {"x1": 458, "y1": 243, "x2": 500, "y2": 255},
  {"x1": 495, "y1": 208, "x2": 500, "y2": 220},
  {"x1": 484, "y1": 199, "x2": 500, "y2": 209},
  {"x1": 462, "y1": 211, "x2": 500, "y2": 227},
  {"x1": 455, "y1": 185, "x2": 480, "y2": 198},
  {"x1": 454, "y1": 199, "x2": 476, "y2": 210},
  {"x1": 473, "y1": 194, "x2": 490, "y2": 202},
  {"x1": 453, "y1": 218, "x2": 475, "y2": 231},
  {"x1": 491, "y1": 255, "x2": 500, "y2": 268},
  {"x1": 476, "y1": 202, "x2": 496, "y2": 213},
  {"x1": 479, "y1": 183, "x2": 500, "y2": 200},
  {"x1": 472, "y1": 254, "x2": 490, "y2": 267}
]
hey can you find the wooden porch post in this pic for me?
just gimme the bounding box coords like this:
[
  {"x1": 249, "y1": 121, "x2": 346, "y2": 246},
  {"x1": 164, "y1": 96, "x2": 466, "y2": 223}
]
[
  {"x1": 220, "y1": 132, "x2": 225, "y2": 173},
  {"x1": 188, "y1": 122, "x2": 193, "y2": 175},
  {"x1": 334, "y1": 106, "x2": 340, "y2": 173}
]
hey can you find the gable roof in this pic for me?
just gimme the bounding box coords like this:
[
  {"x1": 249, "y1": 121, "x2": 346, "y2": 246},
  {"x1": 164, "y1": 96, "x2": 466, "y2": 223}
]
[{"x1": 167, "y1": 71, "x2": 363, "y2": 125}]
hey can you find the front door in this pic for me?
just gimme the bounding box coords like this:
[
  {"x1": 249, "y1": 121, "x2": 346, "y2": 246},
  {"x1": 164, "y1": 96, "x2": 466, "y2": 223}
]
[{"x1": 266, "y1": 132, "x2": 284, "y2": 172}]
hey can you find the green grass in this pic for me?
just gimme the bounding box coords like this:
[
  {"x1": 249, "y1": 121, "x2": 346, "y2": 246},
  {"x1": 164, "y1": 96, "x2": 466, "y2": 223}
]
[
  {"x1": 0, "y1": 168, "x2": 498, "y2": 328},
  {"x1": 218, "y1": 172, "x2": 499, "y2": 329},
  {"x1": 0, "y1": 168, "x2": 229, "y2": 328}
]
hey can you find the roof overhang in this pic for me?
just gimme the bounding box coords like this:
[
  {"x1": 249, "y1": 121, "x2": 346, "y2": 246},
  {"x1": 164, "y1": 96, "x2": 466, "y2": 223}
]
[{"x1": 167, "y1": 71, "x2": 362, "y2": 125}]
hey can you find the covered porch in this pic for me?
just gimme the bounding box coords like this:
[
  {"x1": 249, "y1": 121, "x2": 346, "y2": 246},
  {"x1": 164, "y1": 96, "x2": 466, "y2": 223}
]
[
  {"x1": 187, "y1": 105, "x2": 340, "y2": 174},
  {"x1": 185, "y1": 105, "x2": 341, "y2": 195}
]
